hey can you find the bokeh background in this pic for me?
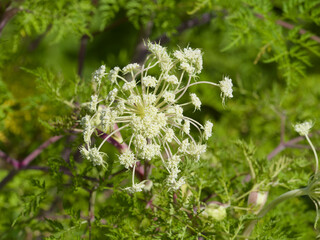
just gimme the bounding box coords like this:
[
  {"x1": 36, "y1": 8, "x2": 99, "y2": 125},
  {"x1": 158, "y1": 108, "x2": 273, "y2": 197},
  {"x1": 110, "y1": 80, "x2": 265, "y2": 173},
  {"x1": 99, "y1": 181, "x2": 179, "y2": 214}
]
[{"x1": 1, "y1": 0, "x2": 320, "y2": 239}]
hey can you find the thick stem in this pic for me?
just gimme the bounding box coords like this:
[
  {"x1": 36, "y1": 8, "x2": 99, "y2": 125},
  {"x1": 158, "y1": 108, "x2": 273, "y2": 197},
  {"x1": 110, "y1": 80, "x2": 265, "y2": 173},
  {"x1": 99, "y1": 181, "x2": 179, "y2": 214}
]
[{"x1": 242, "y1": 188, "x2": 307, "y2": 239}]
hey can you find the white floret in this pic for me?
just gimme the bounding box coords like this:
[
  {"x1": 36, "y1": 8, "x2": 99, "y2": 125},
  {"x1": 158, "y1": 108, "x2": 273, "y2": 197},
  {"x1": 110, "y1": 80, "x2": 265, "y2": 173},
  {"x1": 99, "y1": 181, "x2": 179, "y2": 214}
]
[
  {"x1": 134, "y1": 134, "x2": 147, "y2": 149},
  {"x1": 81, "y1": 115, "x2": 94, "y2": 144},
  {"x1": 204, "y1": 121, "x2": 213, "y2": 140},
  {"x1": 125, "y1": 181, "x2": 146, "y2": 193},
  {"x1": 108, "y1": 66, "x2": 120, "y2": 84},
  {"x1": 143, "y1": 76, "x2": 158, "y2": 88},
  {"x1": 179, "y1": 139, "x2": 190, "y2": 153},
  {"x1": 219, "y1": 76, "x2": 233, "y2": 102},
  {"x1": 122, "y1": 63, "x2": 140, "y2": 74},
  {"x1": 147, "y1": 41, "x2": 173, "y2": 71},
  {"x1": 180, "y1": 62, "x2": 195, "y2": 75},
  {"x1": 89, "y1": 94, "x2": 99, "y2": 112},
  {"x1": 183, "y1": 120, "x2": 190, "y2": 134},
  {"x1": 140, "y1": 144, "x2": 161, "y2": 160},
  {"x1": 189, "y1": 143, "x2": 207, "y2": 161},
  {"x1": 108, "y1": 88, "x2": 118, "y2": 102},
  {"x1": 164, "y1": 75, "x2": 179, "y2": 85},
  {"x1": 92, "y1": 65, "x2": 106, "y2": 85},
  {"x1": 80, "y1": 146, "x2": 106, "y2": 167},
  {"x1": 143, "y1": 93, "x2": 156, "y2": 105},
  {"x1": 190, "y1": 93, "x2": 201, "y2": 110},
  {"x1": 119, "y1": 151, "x2": 136, "y2": 169},
  {"x1": 123, "y1": 80, "x2": 136, "y2": 91},
  {"x1": 294, "y1": 121, "x2": 313, "y2": 136},
  {"x1": 164, "y1": 128, "x2": 175, "y2": 143},
  {"x1": 116, "y1": 100, "x2": 125, "y2": 114},
  {"x1": 162, "y1": 91, "x2": 175, "y2": 103}
]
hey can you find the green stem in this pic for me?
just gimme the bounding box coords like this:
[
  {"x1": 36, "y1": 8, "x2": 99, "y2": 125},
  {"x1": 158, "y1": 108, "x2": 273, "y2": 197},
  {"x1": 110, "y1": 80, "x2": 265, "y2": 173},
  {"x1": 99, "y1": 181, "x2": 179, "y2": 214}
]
[
  {"x1": 306, "y1": 135, "x2": 319, "y2": 174},
  {"x1": 242, "y1": 188, "x2": 307, "y2": 239}
]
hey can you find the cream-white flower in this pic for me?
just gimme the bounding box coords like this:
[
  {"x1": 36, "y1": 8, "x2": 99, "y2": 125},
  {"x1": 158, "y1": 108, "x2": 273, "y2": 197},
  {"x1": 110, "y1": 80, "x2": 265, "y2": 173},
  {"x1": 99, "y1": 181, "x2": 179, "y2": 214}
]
[
  {"x1": 134, "y1": 134, "x2": 147, "y2": 149},
  {"x1": 190, "y1": 93, "x2": 201, "y2": 110},
  {"x1": 294, "y1": 121, "x2": 313, "y2": 136},
  {"x1": 123, "y1": 80, "x2": 136, "y2": 91},
  {"x1": 81, "y1": 115, "x2": 94, "y2": 144},
  {"x1": 219, "y1": 76, "x2": 233, "y2": 104},
  {"x1": 147, "y1": 41, "x2": 172, "y2": 71},
  {"x1": 143, "y1": 76, "x2": 158, "y2": 88},
  {"x1": 81, "y1": 42, "x2": 231, "y2": 192},
  {"x1": 125, "y1": 181, "x2": 146, "y2": 193},
  {"x1": 164, "y1": 128, "x2": 175, "y2": 143},
  {"x1": 163, "y1": 91, "x2": 175, "y2": 103},
  {"x1": 183, "y1": 120, "x2": 190, "y2": 134},
  {"x1": 201, "y1": 203, "x2": 227, "y2": 221},
  {"x1": 164, "y1": 75, "x2": 179, "y2": 85},
  {"x1": 122, "y1": 63, "x2": 140, "y2": 74},
  {"x1": 92, "y1": 65, "x2": 106, "y2": 85},
  {"x1": 89, "y1": 95, "x2": 99, "y2": 112},
  {"x1": 179, "y1": 139, "x2": 190, "y2": 153},
  {"x1": 119, "y1": 151, "x2": 136, "y2": 169},
  {"x1": 80, "y1": 146, "x2": 106, "y2": 167},
  {"x1": 204, "y1": 121, "x2": 213, "y2": 140},
  {"x1": 108, "y1": 66, "x2": 120, "y2": 84},
  {"x1": 174, "y1": 47, "x2": 203, "y2": 75},
  {"x1": 189, "y1": 143, "x2": 207, "y2": 161},
  {"x1": 108, "y1": 88, "x2": 118, "y2": 102},
  {"x1": 180, "y1": 62, "x2": 195, "y2": 75},
  {"x1": 143, "y1": 93, "x2": 157, "y2": 105},
  {"x1": 169, "y1": 177, "x2": 186, "y2": 191},
  {"x1": 140, "y1": 144, "x2": 161, "y2": 160}
]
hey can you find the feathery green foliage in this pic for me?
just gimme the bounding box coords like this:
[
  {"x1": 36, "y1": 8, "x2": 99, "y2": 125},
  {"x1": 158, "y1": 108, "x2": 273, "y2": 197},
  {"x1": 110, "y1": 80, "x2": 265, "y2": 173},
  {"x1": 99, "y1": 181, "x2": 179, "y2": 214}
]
[{"x1": 0, "y1": 0, "x2": 320, "y2": 239}]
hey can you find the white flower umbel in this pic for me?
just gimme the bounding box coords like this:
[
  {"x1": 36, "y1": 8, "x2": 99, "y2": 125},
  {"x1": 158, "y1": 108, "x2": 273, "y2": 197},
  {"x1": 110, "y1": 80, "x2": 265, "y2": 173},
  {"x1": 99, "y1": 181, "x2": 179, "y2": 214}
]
[
  {"x1": 81, "y1": 41, "x2": 231, "y2": 192},
  {"x1": 122, "y1": 63, "x2": 140, "y2": 74},
  {"x1": 190, "y1": 93, "x2": 201, "y2": 110},
  {"x1": 174, "y1": 47, "x2": 203, "y2": 75},
  {"x1": 294, "y1": 121, "x2": 313, "y2": 136},
  {"x1": 204, "y1": 121, "x2": 213, "y2": 140},
  {"x1": 108, "y1": 66, "x2": 120, "y2": 84},
  {"x1": 294, "y1": 121, "x2": 319, "y2": 174},
  {"x1": 89, "y1": 95, "x2": 99, "y2": 112},
  {"x1": 219, "y1": 76, "x2": 233, "y2": 105},
  {"x1": 125, "y1": 181, "x2": 146, "y2": 194},
  {"x1": 80, "y1": 146, "x2": 107, "y2": 168},
  {"x1": 119, "y1": 151, "x2": 136, "y2": 169},
  {"x1": 92, "y1": 65, "x2": 106, "y2": 87}
]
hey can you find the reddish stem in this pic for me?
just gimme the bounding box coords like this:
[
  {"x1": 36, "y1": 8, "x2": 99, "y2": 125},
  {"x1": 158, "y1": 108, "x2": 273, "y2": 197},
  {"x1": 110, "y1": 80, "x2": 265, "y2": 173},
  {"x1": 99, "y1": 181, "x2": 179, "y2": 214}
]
[
  {"x1": 267, "y1": 131, "x2": 320, "y2": 160},
  {"x1": 0, "y1": 150, "x2": 20, "y2": 169},
  {"x1": 20, "y1": 135, "x2": 64, "y2": 168}
]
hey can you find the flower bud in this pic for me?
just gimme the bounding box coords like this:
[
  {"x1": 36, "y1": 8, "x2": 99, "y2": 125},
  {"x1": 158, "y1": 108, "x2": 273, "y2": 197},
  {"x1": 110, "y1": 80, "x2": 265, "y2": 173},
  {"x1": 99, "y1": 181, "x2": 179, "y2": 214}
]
[
  {"x1": 248, "y1": 191, "x2": 269, "y2": 214},
  {"x1": 201, "y1": 203, "x2": 227, "y2": 221}
]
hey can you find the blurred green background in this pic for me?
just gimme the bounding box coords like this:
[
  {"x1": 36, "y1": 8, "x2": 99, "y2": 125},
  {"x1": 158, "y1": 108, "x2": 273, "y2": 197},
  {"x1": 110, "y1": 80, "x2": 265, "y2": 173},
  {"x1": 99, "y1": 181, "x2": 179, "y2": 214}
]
[{"x1": 0, "y1": 0, "x2": 320, "y2": 239}]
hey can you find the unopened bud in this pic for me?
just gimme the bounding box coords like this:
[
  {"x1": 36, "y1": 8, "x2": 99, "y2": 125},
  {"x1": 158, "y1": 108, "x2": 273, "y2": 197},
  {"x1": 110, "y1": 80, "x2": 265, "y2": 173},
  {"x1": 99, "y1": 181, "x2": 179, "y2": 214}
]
[{"x1": 248, "y1": 191, "x2": 268, "y2": 214}]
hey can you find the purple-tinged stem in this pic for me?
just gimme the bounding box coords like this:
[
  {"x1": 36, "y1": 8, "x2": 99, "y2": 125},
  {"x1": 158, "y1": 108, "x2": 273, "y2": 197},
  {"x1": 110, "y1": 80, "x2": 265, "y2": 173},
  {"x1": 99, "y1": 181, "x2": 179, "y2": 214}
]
[
  {"x1": 0, "y1": 150, "x2": 19, "y2": 169},
  {"x1": 20, "y1": 135, "x2": 64, "y2": 168}
]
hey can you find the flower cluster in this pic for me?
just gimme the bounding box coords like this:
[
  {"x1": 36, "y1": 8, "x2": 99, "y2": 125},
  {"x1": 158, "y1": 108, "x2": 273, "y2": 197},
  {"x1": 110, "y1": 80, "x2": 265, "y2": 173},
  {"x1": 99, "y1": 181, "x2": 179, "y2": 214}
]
[
  {"x1": 220, "y1": 76, "x2": 233, "y2": 105},
  {"x1": 294, "y1": 121, "x2": 313, "y2": 136},
  {"x1": 201, "y1": 203, "x2": 227, "y2": 221},
  {"x1": 80, "y1": 41, "x2": 233, "y2": 193}
]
